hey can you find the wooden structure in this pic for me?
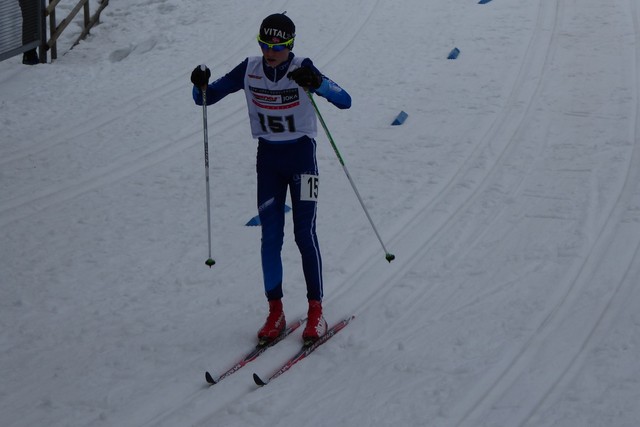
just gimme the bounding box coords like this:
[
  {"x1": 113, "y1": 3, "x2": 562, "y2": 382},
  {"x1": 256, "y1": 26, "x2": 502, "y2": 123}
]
[{"x1": 43, "y1": 0, "x2": 110, "y2": 61}]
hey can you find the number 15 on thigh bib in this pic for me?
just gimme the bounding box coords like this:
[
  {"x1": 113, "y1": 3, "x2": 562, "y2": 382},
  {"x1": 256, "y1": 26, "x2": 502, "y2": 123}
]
[{"x1": 300, "y1": 174, "x2": 319, "y2": 202}]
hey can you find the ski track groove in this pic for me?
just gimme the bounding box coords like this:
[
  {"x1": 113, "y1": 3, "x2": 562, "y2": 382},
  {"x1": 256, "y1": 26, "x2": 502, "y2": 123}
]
[
  {"x1": 311, "y1": 0, "x2": 380, "y2": 67},
  {"x1": 0, "y1": 112, "x2": 243, "y2": 229},
  {"x1": 514, "y1": 0, "x2": 640, "y2": 424},
  {"x1": 322, "y1": 0, "x2": 637, "y2": 423},
  {"x1": 451, "y1": 1, "x2": 640, "y2": 425},
  {"x1": 329, "y1": 0, "x2": 558, "y2": 317},
  {"x1": 449, "y1": 1, "x2": 563, "y2": 422}
]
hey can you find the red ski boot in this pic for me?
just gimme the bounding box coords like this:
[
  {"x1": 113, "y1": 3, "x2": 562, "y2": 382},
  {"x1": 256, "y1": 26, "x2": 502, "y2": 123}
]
[
  {"x1": 258, "y1": 299, "x2": 286, "y2": 344},
  {"x1": 302, "y1": 300, "x2": 328, "y2": 344}
]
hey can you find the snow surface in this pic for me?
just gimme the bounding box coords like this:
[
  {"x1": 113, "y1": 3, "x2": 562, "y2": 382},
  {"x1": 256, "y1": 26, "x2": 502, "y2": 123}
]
[{"x1": 2, "y1": 0, "x2": 640, "y2": 426}]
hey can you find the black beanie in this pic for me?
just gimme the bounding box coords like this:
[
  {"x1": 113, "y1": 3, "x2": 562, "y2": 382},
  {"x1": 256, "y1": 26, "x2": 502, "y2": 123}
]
[{"x1": 259, "y1": 13, "x2": 295, "y2": 43}]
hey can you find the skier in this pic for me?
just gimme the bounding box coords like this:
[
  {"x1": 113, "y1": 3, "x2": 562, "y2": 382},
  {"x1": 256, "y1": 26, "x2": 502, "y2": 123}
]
[{"x1": 190, "y1": 13, "x2": 351, "y2": 344}]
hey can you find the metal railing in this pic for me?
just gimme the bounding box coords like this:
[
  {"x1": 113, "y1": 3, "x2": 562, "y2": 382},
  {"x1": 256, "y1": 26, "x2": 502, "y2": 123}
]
[{"x1": 0, "y1": 0, "x2": 42, "y2": 63}]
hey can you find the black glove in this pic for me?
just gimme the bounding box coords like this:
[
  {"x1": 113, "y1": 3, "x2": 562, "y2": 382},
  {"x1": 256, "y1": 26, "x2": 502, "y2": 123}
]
[
  {"x1": 287, "y1": 66, "x2": 322, "y2": 89},
  {"x1": 191, "y1": 65, "x2": 211, "y2": 88}
]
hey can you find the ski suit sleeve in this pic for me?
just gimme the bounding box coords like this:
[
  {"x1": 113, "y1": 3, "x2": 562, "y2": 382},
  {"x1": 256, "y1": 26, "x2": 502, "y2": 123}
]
[
  {"x1": 301, "y1": 58, "x2": 351, "y2": 110},
  {"x1": 192, "y1": 58, "x2": 248, "y2": 105}
]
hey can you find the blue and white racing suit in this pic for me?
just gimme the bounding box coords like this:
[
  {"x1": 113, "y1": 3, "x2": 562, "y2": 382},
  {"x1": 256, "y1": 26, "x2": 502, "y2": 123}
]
[{"x1": 193, "y1": 53, "x2": 351, "y2": 301}]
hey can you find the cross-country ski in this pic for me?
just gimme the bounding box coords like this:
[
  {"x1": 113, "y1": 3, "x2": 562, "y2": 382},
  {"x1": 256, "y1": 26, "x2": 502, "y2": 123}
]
[
  {"x1": 253, "y1": 316, "x2": 355, "y2": 387},
  {"x1": 205, "y1": 318, "x2": 305, "y2": 385}
]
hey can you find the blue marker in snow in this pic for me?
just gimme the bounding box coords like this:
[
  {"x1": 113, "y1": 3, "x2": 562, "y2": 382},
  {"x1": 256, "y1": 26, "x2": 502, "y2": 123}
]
[
  {"x1": 246, "y1": 205, "x2": 291, "y2": 226},
  {"x1": 391, "y1": 111, "x2": 408, "y2": 126},
  {"x1": 447, "y1": 47, "x2": 461, "y2": 60}
]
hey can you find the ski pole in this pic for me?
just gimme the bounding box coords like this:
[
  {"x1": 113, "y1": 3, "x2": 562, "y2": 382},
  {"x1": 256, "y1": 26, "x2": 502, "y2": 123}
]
[
  {"x1": 306, "y1": 91, "x2": 395, "y2": 263},
  {"x1": 200, "y1": 65, "x2": 216, "y2": 268}
]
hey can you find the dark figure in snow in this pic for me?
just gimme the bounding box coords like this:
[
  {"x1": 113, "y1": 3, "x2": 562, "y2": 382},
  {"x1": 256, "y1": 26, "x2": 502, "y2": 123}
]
[
  {"x1": 190, "y1": 13, "x2": 351, "y2": 344},
  {"x1": 19, "y1": 0, "x2": 39, "y2": 65}
]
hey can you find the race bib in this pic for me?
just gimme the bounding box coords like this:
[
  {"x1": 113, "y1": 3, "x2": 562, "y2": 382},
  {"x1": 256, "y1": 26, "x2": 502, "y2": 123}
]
[{"x1": 300, "y1": 174, "x2": 319, "y2": 202}]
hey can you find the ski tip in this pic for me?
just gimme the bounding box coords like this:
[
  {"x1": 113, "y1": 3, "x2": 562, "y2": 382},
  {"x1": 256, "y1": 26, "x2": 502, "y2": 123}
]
[
  {"x1": 342, "y1": 315, "x2": 356, "y2": 324},
  {"x1": 253, "y1": 373, "x2": 268, "y2": 387},
  {"x1": 205, "y1": 371, "x2": 217, "y2": 385}
]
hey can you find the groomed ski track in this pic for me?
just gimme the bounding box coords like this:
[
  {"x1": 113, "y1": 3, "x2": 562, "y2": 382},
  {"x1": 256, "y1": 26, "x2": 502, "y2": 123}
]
[{"x1": 2, "y1": 0, "x2": 640, "y2": 426}]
